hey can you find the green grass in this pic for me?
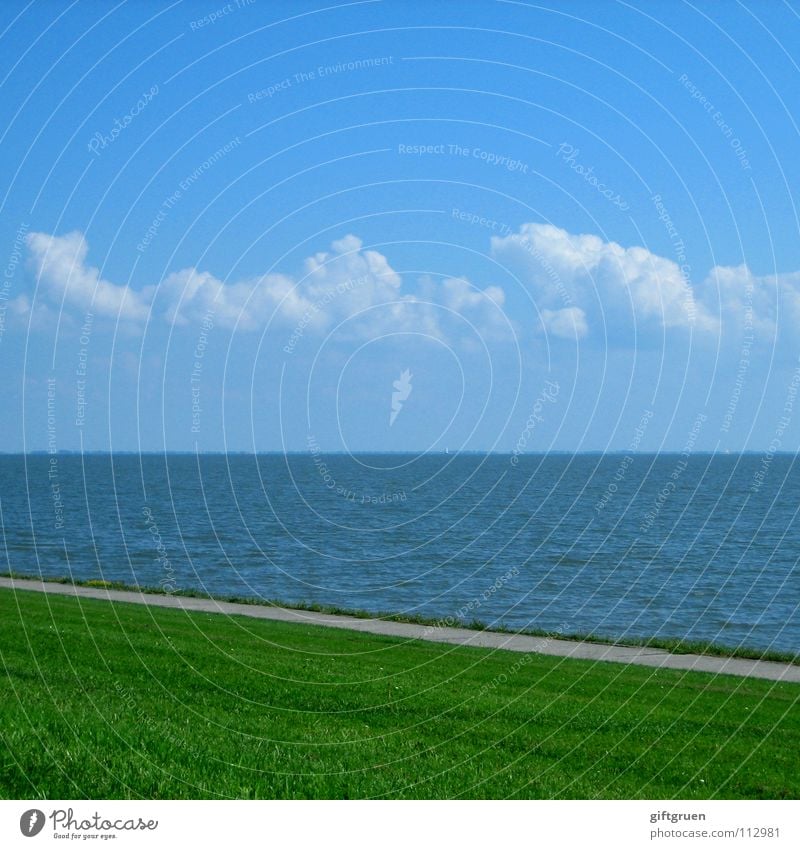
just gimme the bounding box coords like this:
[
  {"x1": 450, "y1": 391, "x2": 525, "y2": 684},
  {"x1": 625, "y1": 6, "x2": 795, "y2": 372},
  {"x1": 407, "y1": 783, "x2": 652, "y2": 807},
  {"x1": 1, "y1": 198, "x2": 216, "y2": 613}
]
[
  {"x1": 3, "y1": 571, "x2": 798, "y2": 666},
  {"x1": 0, "y1": 587, "x2": 798, "y2": 799}
]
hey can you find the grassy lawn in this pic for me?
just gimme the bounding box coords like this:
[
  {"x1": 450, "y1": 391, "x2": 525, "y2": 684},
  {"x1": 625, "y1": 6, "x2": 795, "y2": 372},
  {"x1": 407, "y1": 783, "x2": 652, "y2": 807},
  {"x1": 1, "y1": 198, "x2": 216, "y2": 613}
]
[{"x1": 0, "y1": 588, "x2": 798, "y2": 799}]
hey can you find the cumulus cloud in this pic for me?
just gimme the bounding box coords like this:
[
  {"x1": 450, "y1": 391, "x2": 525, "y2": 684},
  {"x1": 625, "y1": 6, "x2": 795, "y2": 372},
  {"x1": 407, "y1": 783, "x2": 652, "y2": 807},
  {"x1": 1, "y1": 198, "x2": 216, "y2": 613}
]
[
  {"x1": 492, "y1": 223, "x2": 718, "y2": 336},
  {"x1": 707, "y1": 262, "x2": 788, "y2": 338},
  {"x1": 23, "y1": 231, "x2": 508, "y2": 342},
  {"x1": 30, "y1": 224, "x2": 794, "y2": 350},
  {"x1": 25, "y1": 230, "x2": 150, "y2": 321},
  {"x1": 492, "y1": 221, "x2": 800, "y2": 346},
  {"x1": 158, "y1": 267, "x2": 306, "y2": 330},
  {"x1": 541, "y1": 307, "x2": 589, "y2": 340},
  {"x1": 441, "y1": 276, "x2": 505, "y2": 311}
]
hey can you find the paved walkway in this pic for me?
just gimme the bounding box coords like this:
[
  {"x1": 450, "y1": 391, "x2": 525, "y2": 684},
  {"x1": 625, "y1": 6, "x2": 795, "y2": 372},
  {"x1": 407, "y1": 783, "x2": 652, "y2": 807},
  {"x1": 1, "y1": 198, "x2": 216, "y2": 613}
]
[{"x1": 2, "y1": 577, "x2": 798, "y2": 683}]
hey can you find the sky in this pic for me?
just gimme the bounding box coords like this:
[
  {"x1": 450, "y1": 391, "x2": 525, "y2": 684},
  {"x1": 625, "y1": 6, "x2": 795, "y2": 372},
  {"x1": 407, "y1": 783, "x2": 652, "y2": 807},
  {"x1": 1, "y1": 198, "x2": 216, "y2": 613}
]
[{"x1": 2, "y1": 0, "x2": 800, "y2": 453}]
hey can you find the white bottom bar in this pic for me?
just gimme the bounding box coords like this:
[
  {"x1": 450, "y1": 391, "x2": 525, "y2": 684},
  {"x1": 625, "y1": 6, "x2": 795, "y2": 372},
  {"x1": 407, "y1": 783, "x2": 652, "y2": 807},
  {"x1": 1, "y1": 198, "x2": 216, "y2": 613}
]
[{"x1": 1, "y1": 800, "x2": 798, "y2": 848}]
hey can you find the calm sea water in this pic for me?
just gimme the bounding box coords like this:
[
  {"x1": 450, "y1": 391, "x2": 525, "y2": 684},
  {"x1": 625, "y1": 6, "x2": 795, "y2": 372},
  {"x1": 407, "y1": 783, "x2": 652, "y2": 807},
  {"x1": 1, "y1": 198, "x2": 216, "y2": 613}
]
[{"x1": 1, "y1": 453, "x2": 798, "y2": 653}]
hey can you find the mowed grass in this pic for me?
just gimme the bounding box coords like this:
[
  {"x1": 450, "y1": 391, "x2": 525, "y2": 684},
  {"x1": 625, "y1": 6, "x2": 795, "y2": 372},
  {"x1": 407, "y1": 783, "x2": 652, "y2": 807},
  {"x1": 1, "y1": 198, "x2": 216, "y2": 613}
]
[{"x1": 0, "y1": 589, "x2": 798, "y2": 799}]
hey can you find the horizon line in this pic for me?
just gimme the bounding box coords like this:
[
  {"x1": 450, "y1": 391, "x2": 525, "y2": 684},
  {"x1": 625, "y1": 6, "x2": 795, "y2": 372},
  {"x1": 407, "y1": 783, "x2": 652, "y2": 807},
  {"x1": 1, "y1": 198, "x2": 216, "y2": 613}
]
[{"x1": 2, "y1": 450, "x2": 797, "y2": 457}]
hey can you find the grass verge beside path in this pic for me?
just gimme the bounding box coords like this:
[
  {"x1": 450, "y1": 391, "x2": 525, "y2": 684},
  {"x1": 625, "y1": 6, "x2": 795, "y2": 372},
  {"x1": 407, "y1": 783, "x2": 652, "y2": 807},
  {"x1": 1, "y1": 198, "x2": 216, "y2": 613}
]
[
  {"x1": 3, "y1": 571, "x2": 798, "y2": 666},
  {"x1": 0, "y1": 587, "x2": 798, "y2": 799}
]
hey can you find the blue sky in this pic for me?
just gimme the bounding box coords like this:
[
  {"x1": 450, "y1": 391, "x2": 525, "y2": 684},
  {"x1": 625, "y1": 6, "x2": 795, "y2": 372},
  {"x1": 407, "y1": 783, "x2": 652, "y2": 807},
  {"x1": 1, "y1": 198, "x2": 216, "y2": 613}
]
[{"x1": 2, "y1": 0, "x2": 800, "y2": 452}]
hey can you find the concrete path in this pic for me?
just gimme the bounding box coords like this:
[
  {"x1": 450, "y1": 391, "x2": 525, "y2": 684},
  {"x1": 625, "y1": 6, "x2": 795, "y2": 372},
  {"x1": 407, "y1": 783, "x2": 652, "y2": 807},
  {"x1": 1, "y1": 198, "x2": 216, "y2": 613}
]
[{"x1": 2, "y1": 577, "x2": 798, "y2": 684}]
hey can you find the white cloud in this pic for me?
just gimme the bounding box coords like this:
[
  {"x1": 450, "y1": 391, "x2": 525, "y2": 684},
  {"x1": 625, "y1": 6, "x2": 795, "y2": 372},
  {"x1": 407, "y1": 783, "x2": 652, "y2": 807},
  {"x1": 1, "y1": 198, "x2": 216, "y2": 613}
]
[
  {"x1": 492, "y1": 223, "x2": 718, "y2": 336},
  {"x1": 26, "y1": 231, "x2": 151, "y2": 322},
  {"x1": 541, "y1": 307, "x2": 588, "y2": 339},
  {"x1": 24, "y1": 231, "x2": 509, "y2": 342},
  {"x1": 441, "y1": 276, "x2": 504, "y2": 311},
  {"x1": 708, "y1": 263, "x2": 784, "y2": 337},
  {"x1": 33, "y1": 224, "x2": 796, "y2": 350},
  {"x1": 158, "y1": 267, "x2": 307, "y2": 331}
]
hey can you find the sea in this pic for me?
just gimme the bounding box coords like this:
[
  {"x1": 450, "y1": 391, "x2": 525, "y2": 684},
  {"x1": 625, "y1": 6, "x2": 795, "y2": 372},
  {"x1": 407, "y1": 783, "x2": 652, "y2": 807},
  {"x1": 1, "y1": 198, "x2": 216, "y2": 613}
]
[{"x1": 1, "y1": 453, "x2": 798, "y2": 654}]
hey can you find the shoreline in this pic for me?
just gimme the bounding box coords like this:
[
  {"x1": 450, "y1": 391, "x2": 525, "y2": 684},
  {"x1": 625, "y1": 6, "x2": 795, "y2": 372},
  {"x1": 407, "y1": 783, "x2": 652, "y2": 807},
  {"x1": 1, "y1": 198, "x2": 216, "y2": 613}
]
[
  {"x1": 3, "y1": 570, "x2": 796, "y2": 666},
  {"x1": 2, "y1": 574, "x2": 798, "y2": 683}
]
